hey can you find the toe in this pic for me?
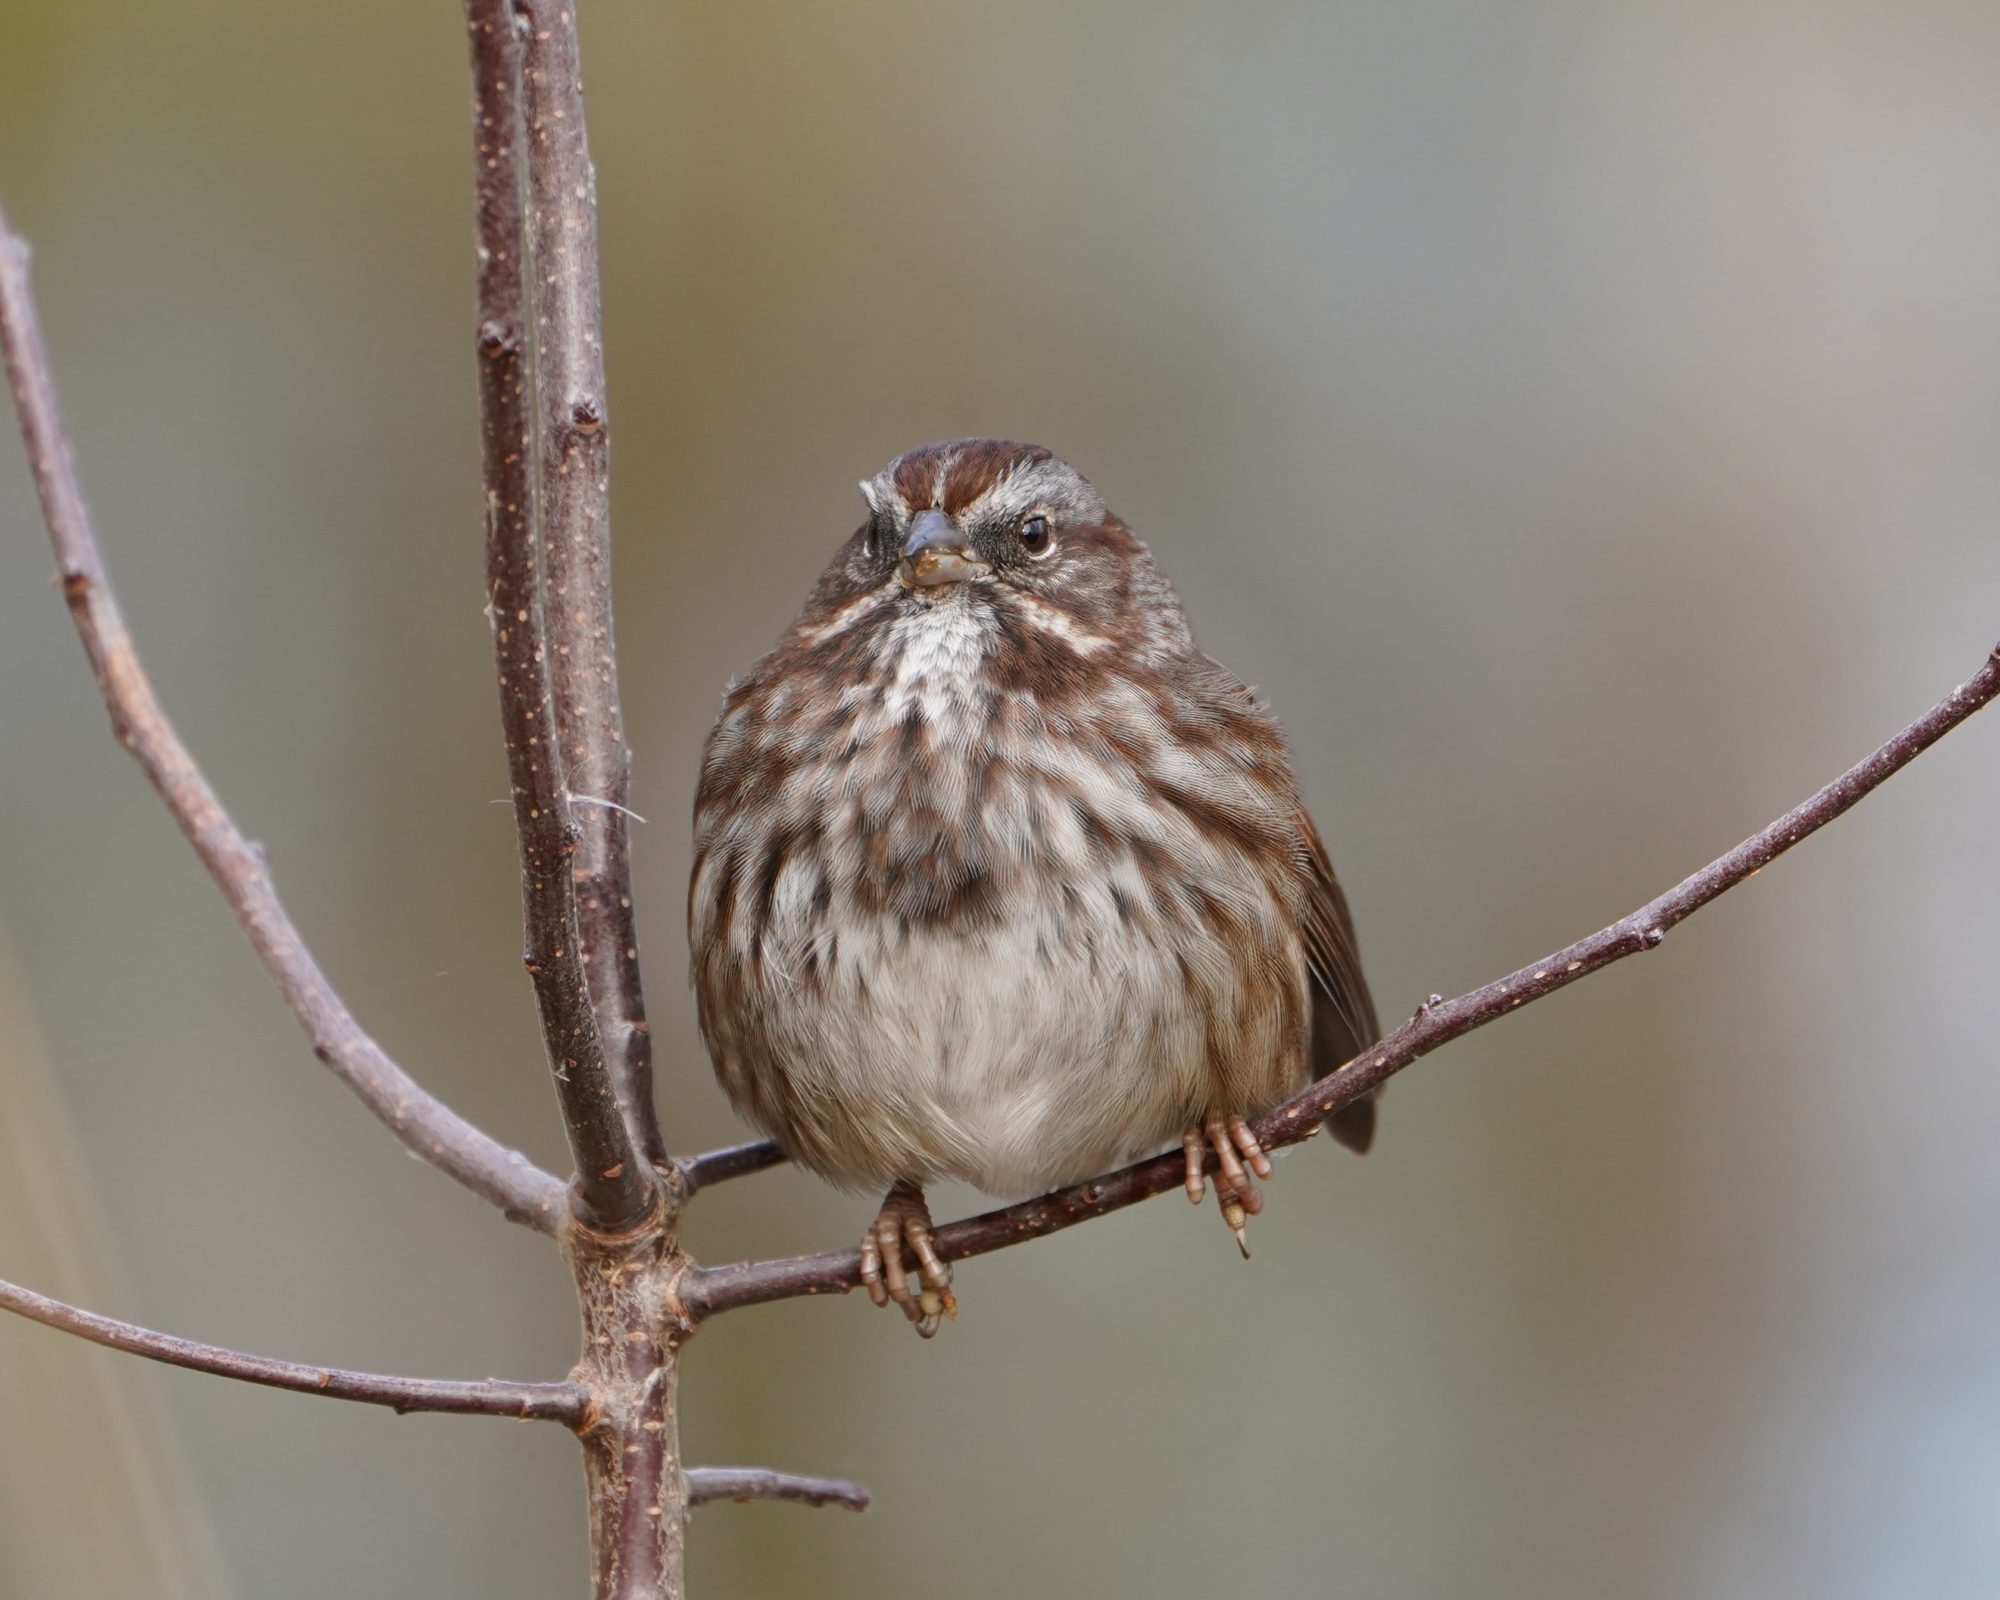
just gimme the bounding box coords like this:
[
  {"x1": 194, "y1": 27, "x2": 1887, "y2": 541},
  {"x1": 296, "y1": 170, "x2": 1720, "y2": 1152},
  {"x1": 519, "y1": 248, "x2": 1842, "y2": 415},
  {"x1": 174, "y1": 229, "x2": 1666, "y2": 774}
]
[
  {"x1": 1204, "y1": 1113, "x2": 1259, "y2": 1213},
  {"x1": 907, "y1": 1221, "x2": 953, "y2": 1296},
  {"x1": 1181, "y1": 1126, "x2": 1208, "y2": 1204},
  {"x1": 875, "y1": 1215, "x2": 916, "y2": 1312},
  {"x1": 858, "y1": 1233, "x2": 888, "y2": 1308},
  {"x1": 1226, "y1": 1114, "x2": 1273, "y2": 1180}
]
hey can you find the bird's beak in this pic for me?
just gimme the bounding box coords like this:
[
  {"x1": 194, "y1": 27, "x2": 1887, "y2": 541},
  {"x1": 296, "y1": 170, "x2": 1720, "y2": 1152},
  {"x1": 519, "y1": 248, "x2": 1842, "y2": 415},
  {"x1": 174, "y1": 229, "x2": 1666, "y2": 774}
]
[{"x1": 899, "y1": 509, "x2": 989, "y2": 588}]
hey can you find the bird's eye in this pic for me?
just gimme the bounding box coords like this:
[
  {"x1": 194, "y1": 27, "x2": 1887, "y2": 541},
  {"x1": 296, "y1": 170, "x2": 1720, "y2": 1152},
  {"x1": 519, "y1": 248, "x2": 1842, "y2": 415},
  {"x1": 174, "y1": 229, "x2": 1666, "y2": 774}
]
[{"x1": 1018, "y1": 513, "x2": 1054, "y2": 556}]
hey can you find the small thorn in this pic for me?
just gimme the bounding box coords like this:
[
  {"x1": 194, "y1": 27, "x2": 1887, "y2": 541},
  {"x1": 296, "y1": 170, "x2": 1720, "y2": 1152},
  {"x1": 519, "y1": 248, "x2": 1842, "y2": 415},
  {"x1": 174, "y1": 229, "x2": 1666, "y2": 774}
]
[{"x1": 1232, "y1": 1227, "x2": 1251, "y2": 1259}]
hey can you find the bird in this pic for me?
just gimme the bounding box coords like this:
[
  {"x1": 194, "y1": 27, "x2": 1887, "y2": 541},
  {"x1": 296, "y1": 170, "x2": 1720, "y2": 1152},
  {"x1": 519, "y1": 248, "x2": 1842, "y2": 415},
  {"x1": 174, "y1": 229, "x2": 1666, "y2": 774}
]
[{"x1": 689, "y1": 439, "x2": 1378, "y2": 1335}]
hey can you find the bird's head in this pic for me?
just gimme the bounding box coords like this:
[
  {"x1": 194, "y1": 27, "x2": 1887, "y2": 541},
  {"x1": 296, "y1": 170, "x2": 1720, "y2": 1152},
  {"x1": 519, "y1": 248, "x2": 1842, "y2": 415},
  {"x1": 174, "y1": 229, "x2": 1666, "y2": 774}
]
[
  {"x1": 775, "y1": 440, "x2": 1197, "y2": 683},
  {"x1": 858, "y1": 439, "x2": 1107, "y2": 595}
]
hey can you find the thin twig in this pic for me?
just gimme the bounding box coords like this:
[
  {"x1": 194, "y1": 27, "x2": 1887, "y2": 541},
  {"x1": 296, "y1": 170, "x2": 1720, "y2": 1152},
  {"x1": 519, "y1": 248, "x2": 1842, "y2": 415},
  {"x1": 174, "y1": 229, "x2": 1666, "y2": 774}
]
[
  {"x1": 0, "y1": 202, "x2": 566, "y2": 1236},
  {"x1": 686, "y1": 1468, "x2": 871, "y2": 1512},
  {"x1": 685, "y1": 642, "x2": 2000, "y2": 1318},
  {"x1": 518, "y1": 0, "x2": 663, "y2": 1169},
  {"x1": 675, "y1": 1138, "x2": 788, "y2": 1194},
  {"x1": 0, "y1": 1275, "x2": 589, "y2": 1423},
  {"x1": 463, "y1": 3, "x2": 654, "y2": 1235}
]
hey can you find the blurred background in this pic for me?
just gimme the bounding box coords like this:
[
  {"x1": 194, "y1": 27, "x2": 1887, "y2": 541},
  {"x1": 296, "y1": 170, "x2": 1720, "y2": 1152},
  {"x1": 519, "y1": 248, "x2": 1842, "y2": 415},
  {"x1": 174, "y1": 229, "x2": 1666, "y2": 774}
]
[{"x1": 2, "y1": 2, "x2": 1997, "y2": 1595}]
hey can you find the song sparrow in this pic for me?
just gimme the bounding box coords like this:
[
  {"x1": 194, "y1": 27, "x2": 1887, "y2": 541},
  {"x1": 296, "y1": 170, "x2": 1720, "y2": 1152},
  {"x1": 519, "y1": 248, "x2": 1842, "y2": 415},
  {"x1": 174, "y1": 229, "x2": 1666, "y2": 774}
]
[{"x1": 690, "y1": 439, "x2": 1378, "y2": 1335}]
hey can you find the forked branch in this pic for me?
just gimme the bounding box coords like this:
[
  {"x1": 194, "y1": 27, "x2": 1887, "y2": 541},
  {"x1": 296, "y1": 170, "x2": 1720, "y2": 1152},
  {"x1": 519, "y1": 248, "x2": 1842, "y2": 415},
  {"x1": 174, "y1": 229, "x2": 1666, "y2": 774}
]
[
  {"x1": 684, "y1": 642, "x2": 2000, "y2": 1318},
  {"x1": 0, "y1": 1275, "x2": 588, "y2": 1424},
  {"x1": 466, "y1": 7, "x2": 687, "y2": 1596},
  {"x1": 0, "y1": 201, "x2": 566, "y2": 1236}
]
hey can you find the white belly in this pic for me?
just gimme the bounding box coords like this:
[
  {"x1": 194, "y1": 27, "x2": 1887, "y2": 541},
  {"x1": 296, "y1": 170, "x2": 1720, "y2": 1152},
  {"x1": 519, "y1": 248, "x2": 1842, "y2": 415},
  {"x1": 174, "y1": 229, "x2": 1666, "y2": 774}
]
[
  {"x1": 756, "y1": 913, "x2": 1207, "y2": 1194},
  {"x1": 733, "y1": 835, "x2": 1307, "y2": 1195}
]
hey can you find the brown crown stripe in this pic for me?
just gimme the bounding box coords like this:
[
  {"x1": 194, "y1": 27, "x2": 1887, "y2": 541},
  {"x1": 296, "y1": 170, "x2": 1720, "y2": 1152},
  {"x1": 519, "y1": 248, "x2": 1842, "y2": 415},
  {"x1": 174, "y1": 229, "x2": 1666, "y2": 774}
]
[{"x1": 889, "y1": 439, "x2": 1055, "y2": 514}]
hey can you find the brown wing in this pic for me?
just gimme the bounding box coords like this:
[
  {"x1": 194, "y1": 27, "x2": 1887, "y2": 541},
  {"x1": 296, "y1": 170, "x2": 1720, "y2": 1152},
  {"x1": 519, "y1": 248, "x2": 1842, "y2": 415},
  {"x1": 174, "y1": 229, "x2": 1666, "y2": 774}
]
[{"x1": 1298, "y1": 811, "x2": 1382, "y2": 1153}]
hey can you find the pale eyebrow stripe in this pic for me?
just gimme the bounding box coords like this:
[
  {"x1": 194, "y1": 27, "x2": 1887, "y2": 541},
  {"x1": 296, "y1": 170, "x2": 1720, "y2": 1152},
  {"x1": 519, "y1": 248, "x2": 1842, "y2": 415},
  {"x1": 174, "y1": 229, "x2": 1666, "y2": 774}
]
[
  {"x1": 959, "y1": 464, "x2": 1037, "y2": 522},
  {"x1": 960, "y1": 458, "x2": 1102, "y2": 528}
]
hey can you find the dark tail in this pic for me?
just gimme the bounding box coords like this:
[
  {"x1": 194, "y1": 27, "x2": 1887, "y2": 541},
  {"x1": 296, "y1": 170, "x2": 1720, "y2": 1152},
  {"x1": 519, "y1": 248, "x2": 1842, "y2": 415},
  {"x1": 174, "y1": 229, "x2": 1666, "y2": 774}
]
[{"x1": 1325, "y1": 1091, "x2": 1377, "y2": 1154}]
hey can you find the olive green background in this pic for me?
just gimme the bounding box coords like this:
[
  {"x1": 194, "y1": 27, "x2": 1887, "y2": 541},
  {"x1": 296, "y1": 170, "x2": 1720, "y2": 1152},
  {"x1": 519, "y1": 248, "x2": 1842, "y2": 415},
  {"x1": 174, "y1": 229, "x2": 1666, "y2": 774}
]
[{"x1": 2, "y1": 3, "x2": 1997, "y2": 1596}]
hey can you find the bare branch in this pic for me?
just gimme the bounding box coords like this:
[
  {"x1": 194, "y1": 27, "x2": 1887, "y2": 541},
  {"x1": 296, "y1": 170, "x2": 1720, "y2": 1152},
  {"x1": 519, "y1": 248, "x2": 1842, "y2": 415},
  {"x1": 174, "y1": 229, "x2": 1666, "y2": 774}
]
[
  {"x1": 686, "y1": 1468, "x2": 870, "y2": 1512},
  {"x1": 675, "y1": 1138, "x2": 788, "y2": 1195},
  {"x1": 0, "y1": 1275, "x2": 589, "y2": 1424},
  {"x1": 0, "y1": 201, "x2": 566, "y2": 1236},
  {"x1": 462, "y1": 3, "x2": 655, "y2": 1234},
  {"x1": 685, "y1": 642, "x2": 2000, "y2": 1318},
  {"x1": 516, "y1": 0, "x2": 664, "y2": 1169}
]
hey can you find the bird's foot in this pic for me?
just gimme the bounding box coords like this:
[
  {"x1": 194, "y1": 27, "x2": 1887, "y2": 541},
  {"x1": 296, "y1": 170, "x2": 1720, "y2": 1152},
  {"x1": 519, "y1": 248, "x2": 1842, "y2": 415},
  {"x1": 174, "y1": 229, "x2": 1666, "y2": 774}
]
[
  {"x1": 858, "y1": 1180, "x2": 956, "y2": 1337},
  {"x1": 1182, "y1": 1113, "x2": 1273, "y2": 1258}
]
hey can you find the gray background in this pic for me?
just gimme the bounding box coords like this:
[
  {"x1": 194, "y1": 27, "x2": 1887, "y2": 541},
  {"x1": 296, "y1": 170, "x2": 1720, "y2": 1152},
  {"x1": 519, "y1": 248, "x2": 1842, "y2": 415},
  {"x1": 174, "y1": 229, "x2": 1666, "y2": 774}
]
[{"x1": 2, "y1": 3, "x2": 1997, "y2": 1596}]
